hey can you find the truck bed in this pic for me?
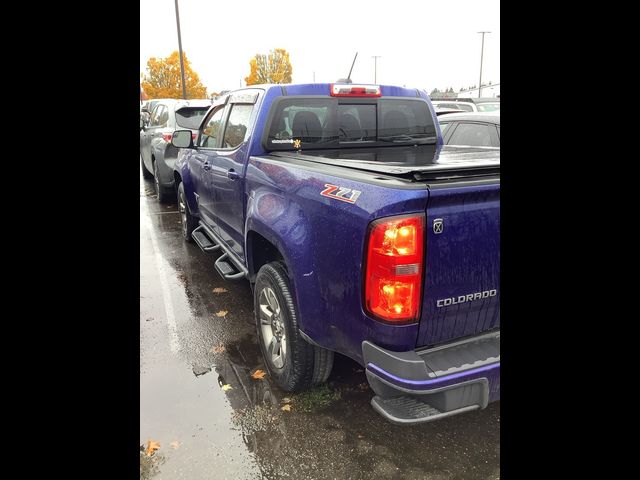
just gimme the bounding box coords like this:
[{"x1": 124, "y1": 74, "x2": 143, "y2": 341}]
[
  {"x1": 269, "y1": 145, "x2": 499, "y2": 180},
  {"x1": 255, "y1": 143, "x2": 500, "y2": 350}
]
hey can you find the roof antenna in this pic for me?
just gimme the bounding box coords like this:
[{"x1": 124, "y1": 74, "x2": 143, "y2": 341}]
[{"x1": 337, "y1": 52, "x2": 358, "y2": 84}]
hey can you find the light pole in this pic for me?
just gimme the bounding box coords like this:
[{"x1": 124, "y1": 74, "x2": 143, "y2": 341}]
[
  {"x1": 477, "y1": 31, "x2": 490, "y2": 98},
  {"x1": 371, "y1": 55, "x2": 381, "y2": 83},
  {"x1": 174, "y1": 0, "x2": 187, "y2": 99}
]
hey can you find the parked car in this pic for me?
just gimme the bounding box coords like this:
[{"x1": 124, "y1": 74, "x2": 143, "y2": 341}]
[
  {"x1": 432, "y1": 101, "x2": 467, "y2": 111},
  {"x1": 432, "y1": 98, "x2": 500, "y2": 112},
  {"x1": 170, "y1": 83, "x2": 500, "y2": 425},
  {"x1": 439, "y1": 112, "x2": 500, "y2": 147},
  {"x1": 140, "y1": 99, "x2": 212, "y2": 202},
  {"x1": 433, "y1": 106, "x2": 465, "y2": 116},
  {"x1": 140, "y1": 99, "x2": 160, "y2": 126}
]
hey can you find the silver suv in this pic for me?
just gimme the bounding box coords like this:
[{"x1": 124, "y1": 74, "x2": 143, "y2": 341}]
[{"x1": 140, "y1": 99, "x2": 212, "y2": 202}]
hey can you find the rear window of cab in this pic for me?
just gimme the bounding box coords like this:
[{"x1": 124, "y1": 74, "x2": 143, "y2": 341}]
[{"x1": 264, "y1": 97, "x2": 437, "y2": 150}]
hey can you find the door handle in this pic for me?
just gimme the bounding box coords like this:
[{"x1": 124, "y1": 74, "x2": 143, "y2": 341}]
[{"x1": 227, "y1": 169, "x2": 240, "y2": 180}]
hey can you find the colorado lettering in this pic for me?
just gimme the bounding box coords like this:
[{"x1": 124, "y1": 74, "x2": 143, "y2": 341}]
[{"x1": 436, "y1": 289, "x2": 497, "y2": 307}]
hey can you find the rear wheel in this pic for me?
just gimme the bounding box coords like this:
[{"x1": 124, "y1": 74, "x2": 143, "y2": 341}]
[
  {"x1": 312, "y1": 346, "x2": 334, "y2": 385},
  {"x1": 254, "y1": 262, "x2": 316, "y2": 392},
  {"x1": 141, "y1": 156, "x2": 153, "y2": 179},
  {"x1": 153, "y1": 160, "x2": 171, "y2": 203},
  {"x1": 177, "y1": 182, "x2": 197, "y2": 242}
]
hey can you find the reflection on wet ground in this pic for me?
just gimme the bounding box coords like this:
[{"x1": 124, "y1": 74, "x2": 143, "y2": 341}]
[{"x1": 140, "y1": 171, "x2": 500, "y2": 479}]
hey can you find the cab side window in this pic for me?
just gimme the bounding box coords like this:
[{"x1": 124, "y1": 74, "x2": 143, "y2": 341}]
[
  {"x1": 198, "y1": 106, "x2": 225, "y2": 148},
  {"x1": 150, "y1": 105, "x2": 166, "y2": 127},
  {"x1": 158, "y1": 106, "x2": 169, "y2": 126},
  {"x1": 222, "y1": 104, "x2": 253, "y2": 149}
]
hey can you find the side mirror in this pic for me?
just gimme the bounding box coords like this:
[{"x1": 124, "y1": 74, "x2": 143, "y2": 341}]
[{"x1": 172, "y1": 129, "x2": 194, "y2": 148}]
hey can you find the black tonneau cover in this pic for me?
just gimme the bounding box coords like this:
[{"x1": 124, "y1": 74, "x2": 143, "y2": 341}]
[{"x1": 271, "y1": 145, "x2": 499, "y2": 180}]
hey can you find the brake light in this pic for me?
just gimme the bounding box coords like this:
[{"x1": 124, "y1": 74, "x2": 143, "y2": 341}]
[
  {"x1": 162, "y1": 133, "x2": 173, "y2": 142},
  {"x1": 330, "y1": 84, "x2": 381, "y2": 97},
  {"x1": 192, "y1": 133, "x2": 197, "y2": 140},
  {"x1": 365, "y1": 214, "x2": 424, "y2": 323}
]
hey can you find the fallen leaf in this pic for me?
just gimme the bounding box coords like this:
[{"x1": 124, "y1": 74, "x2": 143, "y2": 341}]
[
  {"x1": 215, "y1": 310, "x2": 228, "y2": 318},
  {"x1": 358, "y1": 383, "x2": 369, "y2": 391},
  {"x1": 145, "y1": 439, "x2": 161, "y2": 457},
  {"x1": 212, "y1": 287, "x2": 228, "y2": 294},
  {"x1": 169, "y1": 441, "x2": 180, "y2": 450},
  {"x1": 251, "y1": 369, "x2": 267, "y2": 380},
  {"x1": 282, "y1": 397, "x2": 292, "y2": 404},
  {"x1": 221, "y1": 384, "x2": 233, "y2": 391},
  {"x1": 281, "y1": 404, "x2": 292, "y2": 412},
  {"x1": 211, "y1": 345, "x2": 226, "y2": 354}
]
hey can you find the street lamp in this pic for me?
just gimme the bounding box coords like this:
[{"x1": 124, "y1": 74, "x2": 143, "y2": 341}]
[
  {"x1": 477, "y1": 31, "x2": 490, "y2": 98},
  {"x1": 174, "y1": 0, "x2": 187, "y2": 99}
]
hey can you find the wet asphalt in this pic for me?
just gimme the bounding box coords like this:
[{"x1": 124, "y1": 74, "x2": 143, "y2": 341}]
[{"x1": 139, "y1": 170, "x2": 500, "y2": 480}]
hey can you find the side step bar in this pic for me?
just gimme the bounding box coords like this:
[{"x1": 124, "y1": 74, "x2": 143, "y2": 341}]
[
  {"x1": 215, "y1": 253, "x2": 245, "y2": 280},
  {"x1": 191, "y1": 224, "x2": 248, "y2": 281},
  {"x1": 371, "y1": 395, "x2": 479, "y2": 425},
  {"x1": 192, "y1": 230, "x2": 221, "y2": 252}
]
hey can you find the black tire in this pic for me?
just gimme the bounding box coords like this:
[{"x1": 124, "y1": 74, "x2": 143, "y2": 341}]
[
  {"x1": 177, "y1": 181, "x2": 197, "y2": 242},
  {"x1": 153, "y1": 160, "x2": 171, "y2": 203},
  {"x1": 312, "y1": 346, "x2": 334, "y2": 385},
  {"x1": 254, "y1": 262, "x2": 315, "y2": 392},
  {"x1": 141, "y1": 155, "x2": 153, "y2": 179}
]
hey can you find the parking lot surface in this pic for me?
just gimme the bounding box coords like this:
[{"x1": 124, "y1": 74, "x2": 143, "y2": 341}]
[{"x1": 140, "y1": 171, "x2": 500, "y2": 480}]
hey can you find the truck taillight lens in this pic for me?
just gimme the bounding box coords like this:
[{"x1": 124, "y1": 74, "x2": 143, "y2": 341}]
[
  {"x1": 162, "y1": 133, "x2": 173, "y2": 142},
  {"x1": 365, "y1": 214, "x2": 424, "y2": 323}
]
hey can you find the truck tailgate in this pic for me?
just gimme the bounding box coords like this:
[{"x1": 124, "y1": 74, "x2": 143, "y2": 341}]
[{"x1": 417, "y1": 182, "x2": 500, "y2": 347}]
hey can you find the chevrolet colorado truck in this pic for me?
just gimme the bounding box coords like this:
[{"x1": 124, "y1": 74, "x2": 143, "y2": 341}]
[{"x1": 170, "y1": 83, "x2": 500, "y2": 424}]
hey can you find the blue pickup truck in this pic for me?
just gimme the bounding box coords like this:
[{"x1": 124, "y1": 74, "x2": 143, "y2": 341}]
[{"x1": 170, "y1": 83, "x2": 500, "y2": 424}]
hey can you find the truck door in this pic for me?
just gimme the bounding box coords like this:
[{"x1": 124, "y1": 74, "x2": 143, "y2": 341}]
[
  {"x1": 208, "y1": 99, "x2": 257, "y2": 261},
  {"x1": 193, "y1": 105, "x2": 227, "y2": 229}
]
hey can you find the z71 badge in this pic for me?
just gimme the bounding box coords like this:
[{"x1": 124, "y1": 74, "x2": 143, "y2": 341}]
[{"x1": 320, "y1": 184, "x2": 362, "y2": 204}]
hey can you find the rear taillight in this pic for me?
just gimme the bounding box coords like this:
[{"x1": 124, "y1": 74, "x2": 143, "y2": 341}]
[
  {"x1": 192, "y1": 133, "x2": 197, "y2": 140},
  {"x1": 365, "y1": 214, "x2": 425, "y2": 323},
  {"x1": 162, "y1": 133, "x2": 173, "y2": 142},
  {"x1": 330, "y1": 84, "x2": 381, "y2": 97}
]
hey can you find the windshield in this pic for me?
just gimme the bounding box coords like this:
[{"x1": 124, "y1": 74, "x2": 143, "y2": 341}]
[
  {"x1": 265, "y1": 97, "x2": 437, "y2": 150},
  {"x1": 175, "y1": 107, "x2": 209, "y2": 129}
]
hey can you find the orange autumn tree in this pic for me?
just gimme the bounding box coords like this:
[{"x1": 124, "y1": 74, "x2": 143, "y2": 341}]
[
  {"x1": 245, "y1": 48, "x2": 292, "y2": 85},
  {"x1": 141, "y1": 51, "x2": 207, "y2": 99}
]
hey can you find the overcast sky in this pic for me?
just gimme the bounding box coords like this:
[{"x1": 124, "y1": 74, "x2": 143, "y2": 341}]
[{"x1": 140, "y1": 0, "x2": 499, "y2": 95}]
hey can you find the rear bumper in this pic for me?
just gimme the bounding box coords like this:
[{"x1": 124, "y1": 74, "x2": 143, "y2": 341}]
[{"x1": 363, "y1": 330, "x2": 500, "y2": 425}]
